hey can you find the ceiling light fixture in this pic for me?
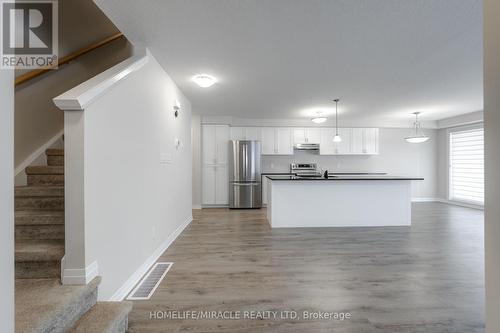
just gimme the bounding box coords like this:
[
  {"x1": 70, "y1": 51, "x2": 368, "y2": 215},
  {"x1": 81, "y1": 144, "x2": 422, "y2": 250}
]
[
  {"x1": 311, "y1": 112, "x2": 327, "y2": 124},
  {"x1": 192, "y1": 74, "x2": 217, "y2": 88},
  {"x1": 332, "y1": 99, "x2": 342, "y2": 142},
  {"x1": 405, "y1": 112, "x2": 429, "y2": 143}
]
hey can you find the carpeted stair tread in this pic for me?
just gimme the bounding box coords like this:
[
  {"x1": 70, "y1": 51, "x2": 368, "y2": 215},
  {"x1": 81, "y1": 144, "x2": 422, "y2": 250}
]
[
  {"x1": 25, "y1": 166, "x2": 64, "y2": 175},
  {"x1": 16, "y1": 277, "x2": 101, "y2": 333},
  {"x1": 15, "y1": 240, "x2": 64, "y2": 262},
  {"x1": 45, "y1": 148, "x2": 64, "y2": 156},
  {"x1": 15, "y1": 210, "x2": 64, "y2": 225},
  {"x1": 70, "y1": 302, "x2": 133, "y2": 333},
  {"x1": 15, "y1": 186, "x2": 64, "y2": 197}
]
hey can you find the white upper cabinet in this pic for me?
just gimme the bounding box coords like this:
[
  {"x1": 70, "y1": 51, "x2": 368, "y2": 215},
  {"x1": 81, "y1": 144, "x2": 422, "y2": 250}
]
[
  {"x1": 229, "y1": 127, "x2": 245, "y2": 141},
  {"x1": 351, "y1": 128, "x2": 364, "y2": 154},
  {"x1": 320, "y1": 128, "x2": 378, "y2": 155},
  {"x1": 229, "y1": 127, "x2": 262, "y2": 141},
  {"x1": 335, "y1": 128, "x2": 352, "y2": 154},
  {"x1": 261, "y1": 127, "x2": 293, "y2": 155},
  {"x1": 276, "y1": 128, "x2": 293, "y2": 154},
  {"x1": 293, "y1": 128, "x2": 321, "y2": 144},
  {"x1": 246, "y1": 127, "x2": 262, "y2": 141},
  {"x1": 215, "y1": 125, "x2": 230, "y2": 164},
  {"x1": 202, "y1": 124, "x2": 229, "y2": 165},
  {"x1": 261, "y1": 127, "x2": 276, "y2": 154},
  {"x1": 364, "y1": 128, "x2": 379, "y2": 154}
]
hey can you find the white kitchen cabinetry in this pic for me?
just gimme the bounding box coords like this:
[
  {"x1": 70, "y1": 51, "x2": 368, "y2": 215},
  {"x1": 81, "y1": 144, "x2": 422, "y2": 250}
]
[
  {"x1": 229, "y1": 127, "x2": 262, "y2": 141},
  {"x1": 320, "y1": 128, "x2": 378, "y2": 155},
  {"x1": 363, "y1": 128, "x2": 379, "y2": 154},
  {"x1": 293, "y1": 128, "x2": 321, "y2": 144},
  {"x1": 261, "y1": 128, "x2": 293, "y2": 155},
  {"x1": 202, "y1": 124, "x2": 230, "y2": 205}
]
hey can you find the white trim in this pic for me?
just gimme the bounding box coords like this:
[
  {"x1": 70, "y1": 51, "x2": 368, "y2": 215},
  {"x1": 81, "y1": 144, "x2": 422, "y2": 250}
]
[
  {"x1": 126, "y1": 262, "x2": 173, "y2": 300},
  {"x1": 109, "y1": 215, "x2": 193, "y2": 301},
  {"x1": 53, "y1": 53, "x2": 149, "y2": 111},
  {"x1": 61, "y1": 257, "x2": 99, "y2": 285},
  {"x1": 192, "y1": 205, "x2": 202, "y2": 210},
  {"x1": 411, "y1": 198, "x2": 439, "y2": 202},
  {"x1": 14, "y1": 129, "x2": 64, "y2": 176},
  {"x1": 436, "y1": 198, "x2": 484, "y2": 210}
]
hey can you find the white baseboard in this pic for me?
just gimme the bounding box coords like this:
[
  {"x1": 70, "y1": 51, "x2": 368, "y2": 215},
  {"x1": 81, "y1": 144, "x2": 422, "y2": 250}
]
[
  {"x1": 411, "y1": 198, "x2": 439, "y2": 202},
  {"x1": 15, "y1": 129, "x2": 64, "y2": 176},
  {"x1": 109, "y1": 215, "x2": 193, "y2": 301},
  {"x1": 192, "y1": 205, "x2": 202, "y2": 210},
  {"x1": 61, "y1": 257, "x2": 99, "y2": 285},
  {"x1": 435, "y1": 198, "x2": 484, "y2": 210}
]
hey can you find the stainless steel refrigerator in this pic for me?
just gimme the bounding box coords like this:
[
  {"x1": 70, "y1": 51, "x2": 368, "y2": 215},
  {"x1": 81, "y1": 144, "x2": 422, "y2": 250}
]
[{"x1": 228, "y1": 140, "x2": 262, "y2": 209}]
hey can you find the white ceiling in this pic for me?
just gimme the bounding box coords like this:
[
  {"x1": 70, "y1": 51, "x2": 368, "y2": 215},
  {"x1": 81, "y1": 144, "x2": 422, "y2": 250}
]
[{"x1": 95, "y1": 0, "x2": 482, "y2": 126}]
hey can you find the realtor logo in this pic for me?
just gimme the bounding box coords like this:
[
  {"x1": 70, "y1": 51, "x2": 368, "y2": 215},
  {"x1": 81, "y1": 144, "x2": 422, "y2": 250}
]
[{"x1": 1, "y1": 0, "x2": 58, "y2": 69}]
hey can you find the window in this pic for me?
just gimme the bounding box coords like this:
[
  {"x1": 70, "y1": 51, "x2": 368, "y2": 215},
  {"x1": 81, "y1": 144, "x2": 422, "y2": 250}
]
[{"x1": 449, "y1": 127, "x2": 484, "y2": 205}]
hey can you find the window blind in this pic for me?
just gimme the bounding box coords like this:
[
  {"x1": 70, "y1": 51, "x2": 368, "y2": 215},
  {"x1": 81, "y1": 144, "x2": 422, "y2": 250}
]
[{"x1": 449, "y1": 128, "x2": 484, "y2": 205}]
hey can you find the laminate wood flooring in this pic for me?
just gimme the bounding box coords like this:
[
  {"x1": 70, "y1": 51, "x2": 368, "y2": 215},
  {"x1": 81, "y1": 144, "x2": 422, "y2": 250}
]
[{"x1": 128, "y1": 203, "x2": 484, "y2": 333}]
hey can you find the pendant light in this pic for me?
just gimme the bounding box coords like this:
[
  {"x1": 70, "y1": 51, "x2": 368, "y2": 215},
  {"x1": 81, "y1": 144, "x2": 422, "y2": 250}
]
[
  {"x1": 405, "y1": 112, "x2": 429, "y2": 143},
  {"x1": 332, "y1": 99, "x2": 342, "y2": 142}
]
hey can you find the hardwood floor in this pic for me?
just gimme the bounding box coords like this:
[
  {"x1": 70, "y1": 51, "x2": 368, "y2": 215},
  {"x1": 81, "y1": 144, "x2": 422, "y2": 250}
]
[{"x1": 128, "y1": 203, "x2": 484, "y2": 333}]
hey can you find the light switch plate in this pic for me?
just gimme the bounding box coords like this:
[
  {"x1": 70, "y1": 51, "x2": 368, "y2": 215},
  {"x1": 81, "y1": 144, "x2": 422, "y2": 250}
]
[{"x1": 160, "y1": 153, "x2": 173, "y2": 164}]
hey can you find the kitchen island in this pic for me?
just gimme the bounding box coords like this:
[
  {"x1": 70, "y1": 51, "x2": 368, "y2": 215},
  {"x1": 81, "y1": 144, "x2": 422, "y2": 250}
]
[{"x1": 266, "y1": 175, "x2": 424, "y2": 228}]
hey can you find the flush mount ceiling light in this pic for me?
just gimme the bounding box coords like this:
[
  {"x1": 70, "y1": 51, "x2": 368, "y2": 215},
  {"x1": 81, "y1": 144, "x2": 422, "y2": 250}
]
[
  {"x1": 311, "y1": 112, "x2": 327, "y2": 124},
  {"x1": 332, "y1": 99, "x2": 342, "y2": 142},
  {"x1": 405, "y1": 112, "x2": 429, "y2": 143},
  {"x1": 192, "y1": 74, "x2": 217, "y2": 88}
]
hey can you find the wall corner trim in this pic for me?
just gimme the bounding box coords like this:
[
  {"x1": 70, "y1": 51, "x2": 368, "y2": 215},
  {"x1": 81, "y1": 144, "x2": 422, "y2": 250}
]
[
  {"x1": 61, "y1": 257, "x2": 99, "y2": 285},
  {"x1": 108, "y1": 215, "x2": 194, "y2": 301},
  {"x1": 53, "y1": 54, "x2": 149, "y2": 111}
]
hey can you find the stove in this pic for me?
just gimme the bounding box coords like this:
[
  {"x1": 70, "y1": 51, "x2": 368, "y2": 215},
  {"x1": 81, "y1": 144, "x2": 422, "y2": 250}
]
[{"x1": 290, "y1": 163, "x2": 322, "y2": 177}]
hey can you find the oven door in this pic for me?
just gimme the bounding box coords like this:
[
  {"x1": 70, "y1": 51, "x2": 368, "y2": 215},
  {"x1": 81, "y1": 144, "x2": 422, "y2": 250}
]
[{"x1": 229, "y1": 182, "x2": 262, "y2": 209}]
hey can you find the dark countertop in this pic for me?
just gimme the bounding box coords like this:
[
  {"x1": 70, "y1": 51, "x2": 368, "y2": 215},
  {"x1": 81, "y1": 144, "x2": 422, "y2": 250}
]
[{"x1": 266, "y1": 175, "x2": 424, "y2": 181}]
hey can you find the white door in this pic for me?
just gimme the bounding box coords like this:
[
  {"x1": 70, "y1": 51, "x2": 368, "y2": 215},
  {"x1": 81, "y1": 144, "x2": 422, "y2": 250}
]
[
  {"x1": 245, "y1": 127, "x2": 262, "y2": 141},
  {"x1": 202, "y1": 125, "x2": 216, "y2": 164},
  {"x1": 364, "y1": 128, "x2": 379, "y2": 154},
  {"x1": 335, "y1": 128, "x2": 352, "y2": 154},
  {"x1": 261, "y1": 127, "x2": 276, "y2": 154},
  {"x1": 306, "y1": 128, "x2": 321, "y2": 144},
  {"x1": 351, "y1": 128, "x2": 364, "y2": 154},
  {"x1": 215, "y1": 165, "x2": 228, "y2": 204},
  {"x1": 230, "y1": 127, "x2": 245, "y2": 141},
  {"x1": 215, "y1": 125, "x2": 229, "y2": 164},
  {"x1": 276, "y1": 128, "x2": 293, "y2": 154},
  {"x1": 293, "y1": 128, "x2": 307, "y2": 144},
  {"x1": 320, "y1": 128, "x2": 335, "y2": 155},
  {"x1": 202, "y1": 165, "x2": 216, "y2": 204}
]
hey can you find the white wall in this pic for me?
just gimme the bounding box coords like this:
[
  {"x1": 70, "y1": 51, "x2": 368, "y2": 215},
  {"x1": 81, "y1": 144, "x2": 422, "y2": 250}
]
[
  {"x1": 485, "y1": 0, "x2": 500, "y2": 331},
  {"x1": 191, "y1": 115, "x2": 202, "y2": 208},
  {"x1": 261, "y1": 128, "x2": 437, "y2": 199},
  {"x1": 0, "y1": 71, "x2": 15, "y2": 332},
  {"x1": 82, "y1": 54, "x2": 192, "y2": 299}
]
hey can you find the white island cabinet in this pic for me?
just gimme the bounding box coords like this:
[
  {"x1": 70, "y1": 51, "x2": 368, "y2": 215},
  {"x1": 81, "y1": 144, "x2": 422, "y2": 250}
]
[{"x1": 266, "y1": 175, "x2": 423, "y2": 228}]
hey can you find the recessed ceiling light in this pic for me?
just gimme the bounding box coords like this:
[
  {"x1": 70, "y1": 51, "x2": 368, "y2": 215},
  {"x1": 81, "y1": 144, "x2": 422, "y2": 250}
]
[{"x1": 192, "y1": 74, "x2": 217, "y2": 88}]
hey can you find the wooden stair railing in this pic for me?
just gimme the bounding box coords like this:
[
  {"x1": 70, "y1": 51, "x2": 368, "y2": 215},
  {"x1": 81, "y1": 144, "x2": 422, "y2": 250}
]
[{"x1": 15, "y1": 32, "x2": 124, "y2": 86}]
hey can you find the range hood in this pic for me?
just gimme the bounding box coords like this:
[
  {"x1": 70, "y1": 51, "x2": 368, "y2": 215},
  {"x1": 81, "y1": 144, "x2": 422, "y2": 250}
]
[{"x1": 294, "y1": 143, "x2": 320, "y2": 151}]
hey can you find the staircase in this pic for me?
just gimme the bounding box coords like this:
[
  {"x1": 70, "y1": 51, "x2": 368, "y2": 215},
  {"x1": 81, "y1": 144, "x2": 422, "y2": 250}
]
[{"x1": 15, "y1": 148, "x2": 133, "y2": 333}]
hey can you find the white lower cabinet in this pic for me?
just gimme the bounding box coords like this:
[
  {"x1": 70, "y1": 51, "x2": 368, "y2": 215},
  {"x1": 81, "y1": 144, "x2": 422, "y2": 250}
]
[{"x1": 202, "y1": 165, "x2": 228, "y2": 205}]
